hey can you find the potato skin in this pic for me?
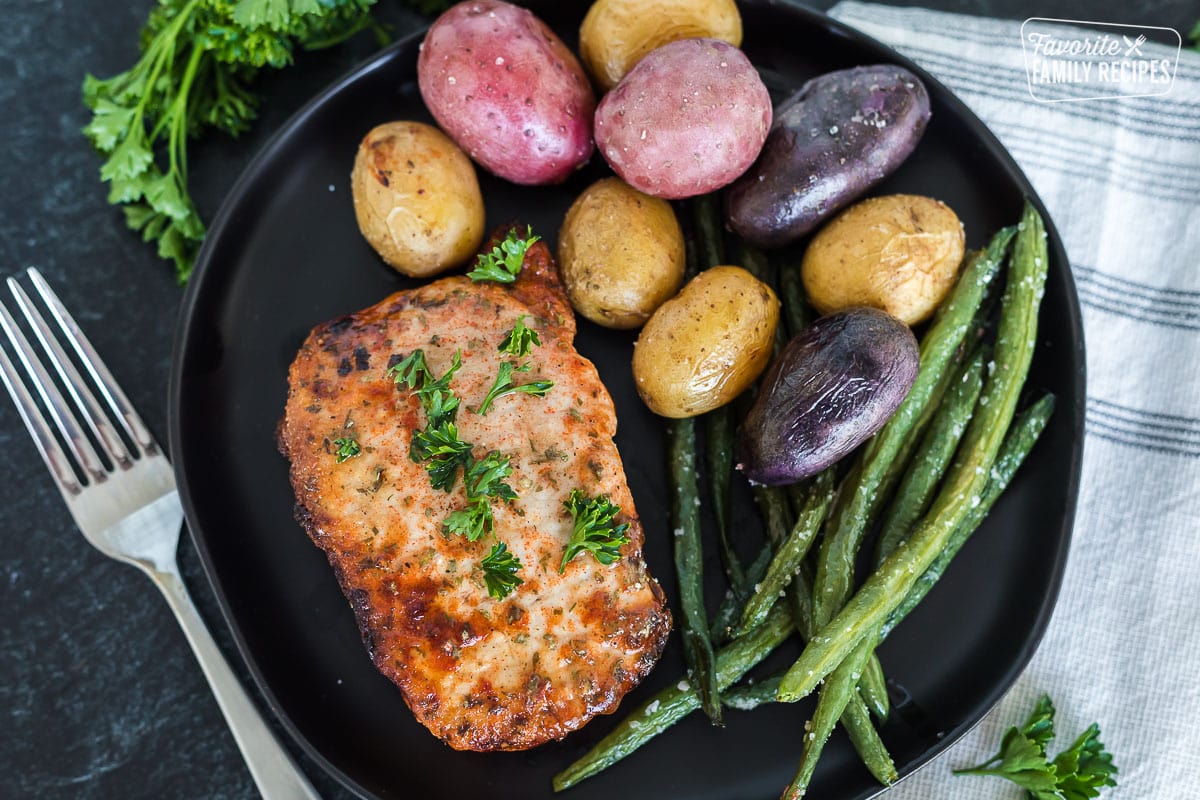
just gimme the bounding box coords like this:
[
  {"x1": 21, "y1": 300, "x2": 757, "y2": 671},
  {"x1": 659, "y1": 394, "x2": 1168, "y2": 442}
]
[
  {"x1": 726, "y1": 65, "x2": 931, "y2": 248},
  {"x1": 558, "y1": 178, "x2": 685, "y2": 329},
  {"x1": 417, "y1": 1, "x2": 595, "y2": 185},
  {"x1": 351, "y1": 121, "x2": 485, "y2": 277},
  {"x1": 594, "y1": 38, "x2": 771, "y2": 199},
  {"x1": 801, "y1": 194, "x2": 965, "y2": 325},
  {"x1": 634, "y1": 266, "x2": 779, "y2": 418},
  {"x1": 579, "y1": 0, "x2": 742, "y2": 91},
  {"x1": 736, "y1": 308, "x2": 919, "y2": 484}
]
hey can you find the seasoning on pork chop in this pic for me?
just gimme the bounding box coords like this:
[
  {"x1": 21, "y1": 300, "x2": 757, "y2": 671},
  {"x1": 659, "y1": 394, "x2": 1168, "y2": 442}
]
[{"x1": 277, "y1": 227, "x2": 672, "y2": 751}]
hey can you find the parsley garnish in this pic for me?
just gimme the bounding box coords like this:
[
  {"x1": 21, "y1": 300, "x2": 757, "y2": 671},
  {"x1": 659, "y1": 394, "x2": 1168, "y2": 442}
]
[
  {"x1": 410, "y1": 421, "x2": 472, "y2": 492},
  {"x1": 331, "y1": 437, "x2": 361, "y2": 463},
  {"x1": 559, "y1": 489, "x2": 631, "y2": 572},
  {"x1": 955, "y1": 695, "x2": 1117, "y2": 799},
  {"x1": 477, "y1": 361, "x2": 554, "y2": 415},
  {"x1": 390, "y1": 349, "x2": 463, "y2": 426},
  {"x1": 388, "y1": 349, "x2": 433, "y2": 391},
  {"x1": 480, "y1": 542, "x2": 524, "y2": 600},
  {"x1": 499, "y1": 316, "x2": 542, "y2": 358},
  {"x1": 467, "y1": 227, "x2": 540, "y2": 283},
  {"x1": 443, "y1": 451, "x2": 516, "y2": 541}
]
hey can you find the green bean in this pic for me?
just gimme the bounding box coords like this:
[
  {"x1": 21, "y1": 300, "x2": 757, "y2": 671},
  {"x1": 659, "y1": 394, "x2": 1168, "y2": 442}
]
[
  {"x1": 710, "y1": 543, "x2": 772, "y2": 643},
  {"x1": 874, "y1": 351, "x2": 986, "y2": 564},
  {"x1": 882, "y1": 393, "x2": 1055, "y2": 637},
  {"x1": 784, "y1": 629, "x2": 886, "y2": 798},
  {"x1": 779, "y1": 259, "x2": 810, "y2": 338},
  {"x1": 738, "y1": 470, "x2": 835, "y2": 635},
  {"x1": 722, "y1": 672, "x2": 785, "y2": 711},
  {"x1": 842, "y1": 692, "x2": 899, "y2": 785},
  {"x1": 809, "y1": 228, "x2": 1016, "y2": 632},
  {"x1": 705, "y1": 406, "x2": 745, "y2": 593},
  {"x1": 553, "y1": 603, "x2": 795, "y2": 791},
  {"x1": 669, "y1": 416, "x2": 722, "y2": 724},
  {"x1": 691, "y1": 195, "x2": 747, "y2": 597},
  {"x1": 777, "y1": 203, "x2": 1047, "y2": 702},
  {"x1": 692, "y1": 193, "x2": 726, "y2": 268},
  {"x1": 858, "y1": 655, "x2": 890, "y2": 721}
]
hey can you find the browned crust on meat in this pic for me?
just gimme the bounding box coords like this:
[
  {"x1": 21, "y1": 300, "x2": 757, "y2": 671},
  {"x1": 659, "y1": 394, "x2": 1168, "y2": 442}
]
[{"x1": 278, "y1": 226, "x2": 671, "y2": 751}]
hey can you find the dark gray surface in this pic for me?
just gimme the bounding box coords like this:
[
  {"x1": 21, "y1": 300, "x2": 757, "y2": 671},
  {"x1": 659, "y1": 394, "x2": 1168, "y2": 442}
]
[{"x1": 0, "y1": 2, "x2": 1191, "y2": 799}]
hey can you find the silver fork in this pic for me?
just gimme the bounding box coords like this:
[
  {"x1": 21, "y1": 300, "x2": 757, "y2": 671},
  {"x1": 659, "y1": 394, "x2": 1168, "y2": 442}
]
[{"x1": 0, "y1": 268, "x2": 321, "y2": 800}]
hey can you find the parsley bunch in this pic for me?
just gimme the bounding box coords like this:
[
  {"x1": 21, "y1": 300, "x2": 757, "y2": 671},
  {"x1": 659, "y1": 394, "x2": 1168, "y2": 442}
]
[
  {"x1": 956, "y1": 695, "x2": 1117, "y2": 799},
  {"x1": 83, "y1": 0, "x2": 433, "y2": 282}
]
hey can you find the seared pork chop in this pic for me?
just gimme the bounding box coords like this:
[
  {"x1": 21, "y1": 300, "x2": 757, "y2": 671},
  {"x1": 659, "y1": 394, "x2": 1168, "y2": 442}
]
[{"x1": 278, "y1": 228, "x2": 671, "y2": 751}]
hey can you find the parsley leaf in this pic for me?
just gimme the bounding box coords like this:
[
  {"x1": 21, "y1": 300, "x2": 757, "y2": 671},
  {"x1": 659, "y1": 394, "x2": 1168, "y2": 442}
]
[
  {"x1": 463, "y1": 450, "x2": 518, "y2": 502},
  {"x1": 559, "y1": 489, "x2": 631, "y2": 572},
  {"x1": 444, "y1": 498, "x2": 494, "y2": 543},
  {"x1": 388, "y1": 349, "x2": 432, "y2": 390},
  {"x1": 442, "y1": 452, "x2": 516, "y2": 541},
  {"x1": 331, "y1": 437, "x2": 361, "y2": 463},
  {"x1": 476, "y1": 361, "x2": 553, "y2": 415},
  {"x1": 1053, "y1": 725, "x2": 1118, "y2": 800},
  {"x1": 390, "y1": 349, "x2": 463, "y2": 427},
  {"x1": 480, "y1": 541, "x2": 523, "y2": 600},
  {"x1": 467, "y1": 227, "x2": 540, "y2": 283},
  {"x1": 499, "y1": 316, "x2": 542, "y2": 358},
  {"x1": 955, "y1": 695, "x2": 1117, "y2": 800},
  {"x1": 410, "y1": 421, "x2": 472, "y2": 491}
]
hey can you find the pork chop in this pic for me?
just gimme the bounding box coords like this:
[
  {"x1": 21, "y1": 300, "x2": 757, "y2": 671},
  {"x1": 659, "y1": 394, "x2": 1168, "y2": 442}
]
[{"x1": 277, "y1": 228, "x2": 671, "y2": 751}]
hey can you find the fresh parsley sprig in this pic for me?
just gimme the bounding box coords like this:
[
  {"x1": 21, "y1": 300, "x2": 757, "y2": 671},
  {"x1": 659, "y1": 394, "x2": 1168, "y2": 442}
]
[
  {"x1": 480, "y1": 541, "x2": 524, "y2": 600},
  {"x1": 499, "y1": 316, "x2": 542, "y2": 358},
  {"x1": 331, "y1": 436, "x2": 361, "y2": 463},
  {"x1": 560, "y1": 489, "x2": 631, "y2": 572},
  {"x1": 955, "y1": 695, "x2": 1117, "y2": 800},
  {"x1": 467, "y1": 227, "x2": 540, "y2": 283},
  {"x1": 476, "y1": 361, "x2": 553, "y2": 415},
  {"x1": 83, "y1": 0, "x2": 383, "y2": 282}
]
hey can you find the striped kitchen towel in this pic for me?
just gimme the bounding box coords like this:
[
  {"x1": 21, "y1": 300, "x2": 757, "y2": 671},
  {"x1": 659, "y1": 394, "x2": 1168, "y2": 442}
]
[{"x1": 825, "y1": 3, "x2": 1200, "y2": 798}]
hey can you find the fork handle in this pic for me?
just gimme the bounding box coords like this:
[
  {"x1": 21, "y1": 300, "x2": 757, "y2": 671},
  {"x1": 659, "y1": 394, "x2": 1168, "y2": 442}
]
[{"x1": 151, "y1": 567, "x2": 323, "y2": 800}]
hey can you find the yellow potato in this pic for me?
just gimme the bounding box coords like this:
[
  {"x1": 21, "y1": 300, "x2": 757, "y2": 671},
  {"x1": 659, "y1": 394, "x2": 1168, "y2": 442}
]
[
  {"x1": 633, "y1": 266, "x2": 778, "y2": 418},
  {"x1": 558, "y1": 178, "x2": 685, "y2": 329},
  {"x1": 579, "y1": 0, "x2": 742, "y2": 91},
  {"x1": 351, "y1": 121, "x2": 485, "y2": 277},
  {"x1": 800, "y1": 194, "x2": 966, "y2": 325}
]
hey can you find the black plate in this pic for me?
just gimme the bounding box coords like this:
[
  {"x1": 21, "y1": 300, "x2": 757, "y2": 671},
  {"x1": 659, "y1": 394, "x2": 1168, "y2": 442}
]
[{"x1": 169, "y1": 3, "x2": 1085, "y2": 799}]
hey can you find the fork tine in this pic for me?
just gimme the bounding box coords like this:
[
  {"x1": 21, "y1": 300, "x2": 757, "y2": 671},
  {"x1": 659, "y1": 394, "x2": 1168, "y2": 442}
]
[
  {"x1": 0, "y1": 343, "x2": 83, "y2": 496},
  {"x1": 26, "y1": 268, "x2": 157, "y2": 455},
  {"x1": 9, "y1": 278, "x2": 133, "y2": 467},
  {"x1": 0, "y1": 302, "x2": 106, "y2": 483}
]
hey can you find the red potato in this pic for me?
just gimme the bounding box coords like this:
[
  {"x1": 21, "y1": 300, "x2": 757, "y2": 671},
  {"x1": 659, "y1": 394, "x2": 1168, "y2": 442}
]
[
  {"x1": 594, "y1": 38, "x2": 771, "y2": 199},
  {"x1": 417, "y1": 1, "x2": 596, "y2": 185}
]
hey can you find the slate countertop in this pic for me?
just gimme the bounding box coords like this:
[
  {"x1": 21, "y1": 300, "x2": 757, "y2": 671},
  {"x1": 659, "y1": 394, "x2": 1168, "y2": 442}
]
[{"x1": 1, "y1": 2, "x2": 1191, "y2": 798}]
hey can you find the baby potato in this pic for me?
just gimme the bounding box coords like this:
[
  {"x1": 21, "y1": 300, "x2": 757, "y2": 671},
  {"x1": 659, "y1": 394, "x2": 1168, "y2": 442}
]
[
  {"x1": 633, "y1": 266, "x2": 779, "y2": 418},
  {"x1": 594, "y1": 38, "x2": 772, "y2": 199},
  {"x1": 801, "y1": 194, "x2": 965, "y2": 325},
  {"x1": 558, "y1": 178, "x2": 685, "y2": 329},
  {"x1": 579, "y1": 0, "x2": 743, "y2": 91},
  {"x1": 351, "y1": 121, "x2": 485, "y2": 277}
]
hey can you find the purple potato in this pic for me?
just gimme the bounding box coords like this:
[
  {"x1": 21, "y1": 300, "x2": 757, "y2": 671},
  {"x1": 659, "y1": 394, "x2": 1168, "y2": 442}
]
[
  {"x1": 724, "y1": 65, "x2": 931, "y2": 248},
  {"x1": 736, "y1": 307, "x2": 919, "y2": 485}
]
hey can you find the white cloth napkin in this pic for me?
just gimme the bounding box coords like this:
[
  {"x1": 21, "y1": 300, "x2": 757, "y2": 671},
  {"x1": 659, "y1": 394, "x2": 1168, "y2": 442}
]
[{"x1": 824, "y1": 3, "x2": 1200, "y2": 797}]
